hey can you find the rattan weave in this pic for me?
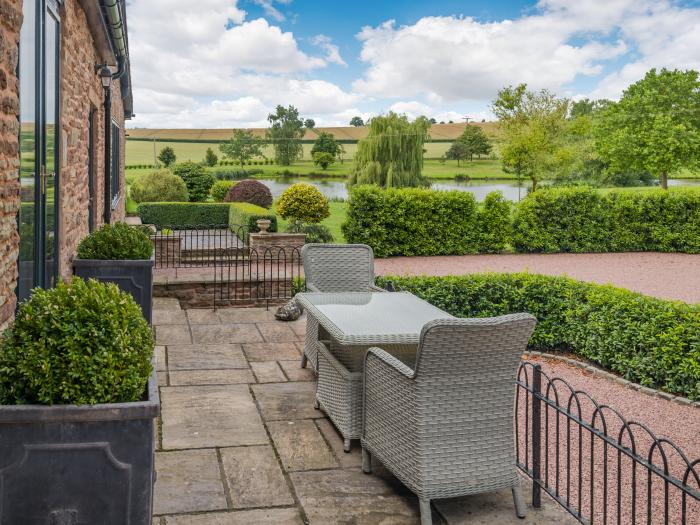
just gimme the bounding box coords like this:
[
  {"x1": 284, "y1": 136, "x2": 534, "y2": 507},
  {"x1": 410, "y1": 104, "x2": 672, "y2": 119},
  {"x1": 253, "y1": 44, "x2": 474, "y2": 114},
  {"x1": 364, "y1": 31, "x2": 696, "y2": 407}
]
[
  {"x1": 300, "y1": 244, "x2": 384, "y2": 371},
  {"x1": 361, "y1": 314, "x2": 537, "y2": 525}
]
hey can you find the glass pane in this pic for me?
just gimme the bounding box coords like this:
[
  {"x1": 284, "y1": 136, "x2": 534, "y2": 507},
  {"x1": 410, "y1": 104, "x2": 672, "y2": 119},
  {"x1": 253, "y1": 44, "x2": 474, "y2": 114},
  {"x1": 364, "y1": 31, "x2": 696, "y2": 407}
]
[
  {"x1": 298, "y1": 292, "x2": 453, "y2": 341},
  {"x1": 17, "y1": 0, "x2": 36, "y2": 302},
  {"x1": 44, "y1": 10, "x2": 58, "y2": 288}
]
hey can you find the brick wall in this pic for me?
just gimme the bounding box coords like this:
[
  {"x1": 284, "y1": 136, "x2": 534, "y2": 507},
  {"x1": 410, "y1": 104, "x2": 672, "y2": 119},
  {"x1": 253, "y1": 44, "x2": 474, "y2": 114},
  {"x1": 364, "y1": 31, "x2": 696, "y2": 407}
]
[
  {"x1": 0, "y1": 0, "x2": 128, "y2": 328},
  {"x1": 58, "y1": 0, "x2": 126, "y2": 281},
  {"x1": 0, "y1": 0, "x2": 22, "y2": 330}
]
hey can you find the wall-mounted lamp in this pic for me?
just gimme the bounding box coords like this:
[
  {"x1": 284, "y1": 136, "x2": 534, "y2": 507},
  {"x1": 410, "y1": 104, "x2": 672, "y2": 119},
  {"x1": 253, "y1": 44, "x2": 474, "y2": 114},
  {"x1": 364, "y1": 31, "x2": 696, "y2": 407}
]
[{"x1": 98, "y1": 64, "x2": 113, "y2": 89}]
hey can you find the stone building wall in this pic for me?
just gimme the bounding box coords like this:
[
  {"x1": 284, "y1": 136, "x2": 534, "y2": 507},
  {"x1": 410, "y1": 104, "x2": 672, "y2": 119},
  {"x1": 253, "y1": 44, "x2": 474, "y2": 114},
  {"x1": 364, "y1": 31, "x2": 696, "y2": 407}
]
[
  {"x1": 0, "y1": 0, "x2": 22, "y2": 331},
  {"x1": 0, "y1": 0, "x2": 128, "y2": 329}
]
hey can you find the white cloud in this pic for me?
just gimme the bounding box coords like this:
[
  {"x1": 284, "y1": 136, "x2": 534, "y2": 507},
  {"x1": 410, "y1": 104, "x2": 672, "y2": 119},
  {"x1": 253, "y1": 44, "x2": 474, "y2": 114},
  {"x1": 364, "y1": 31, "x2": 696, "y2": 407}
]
[
  {"x1": 252, "y1": 0, "x2": 292, "y2": 22},
  {"x1": 311, "y1": 35, "x2": 347, "y2": 67}
]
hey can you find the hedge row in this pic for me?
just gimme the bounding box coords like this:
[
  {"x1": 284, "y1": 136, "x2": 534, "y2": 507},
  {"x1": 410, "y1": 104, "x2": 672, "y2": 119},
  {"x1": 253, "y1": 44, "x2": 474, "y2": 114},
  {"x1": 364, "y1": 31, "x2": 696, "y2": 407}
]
[
  {"x1": 136, "y1": 202, "x2": 230, "y2": 229},
  {"x1": 342, "y1": 185, "x2": 511, "y2": 257},
  {"x1": 376, "y1": 273, "x2": 700, "y2": 399},
  {"x1": 513, "y1": 187, "x2": 700, "y2": 253},
  {"x1": 344, "y1": 186, "x2": 700, "y2": 256},
  {"x1": 229, "y1": 202, "x2": 278, "y2": 233}
]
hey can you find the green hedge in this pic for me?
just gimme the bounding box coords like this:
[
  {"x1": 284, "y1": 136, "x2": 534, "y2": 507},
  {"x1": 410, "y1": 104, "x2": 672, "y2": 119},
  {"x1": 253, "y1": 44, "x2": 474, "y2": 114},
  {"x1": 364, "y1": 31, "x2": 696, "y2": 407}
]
[
  {"x1": 513, "y1": 187, "x2": 700, "y2": 253},
  {"x1": 376, "y1": 273, "x2": 700, "y2": 400},
  {"x1": 342, "y1": 185, "x2": 511, "y2": 257},
  {"x1": 228, "y1": 202, "x2": 277, "y2": 233},
  {"x1": 136, "y1": 202, "x2": 230, "y2": 229}
]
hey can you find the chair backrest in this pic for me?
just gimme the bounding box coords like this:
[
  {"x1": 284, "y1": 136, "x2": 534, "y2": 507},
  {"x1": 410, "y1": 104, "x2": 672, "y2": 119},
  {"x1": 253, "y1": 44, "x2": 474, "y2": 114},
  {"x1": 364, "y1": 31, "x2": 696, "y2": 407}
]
[{"x1": 301, "y1": 244, "x2": 376, "y2": 292}]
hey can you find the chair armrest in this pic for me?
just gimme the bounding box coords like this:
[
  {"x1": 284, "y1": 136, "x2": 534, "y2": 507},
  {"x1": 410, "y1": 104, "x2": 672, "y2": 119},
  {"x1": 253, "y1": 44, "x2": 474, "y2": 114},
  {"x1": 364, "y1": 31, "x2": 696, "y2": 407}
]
[
  {"x1": 364, "y1": 347, "x2": 415, "y2": 379},
  {"x1": 370, "y1": 284, "x2": 386, "y2": 292}
]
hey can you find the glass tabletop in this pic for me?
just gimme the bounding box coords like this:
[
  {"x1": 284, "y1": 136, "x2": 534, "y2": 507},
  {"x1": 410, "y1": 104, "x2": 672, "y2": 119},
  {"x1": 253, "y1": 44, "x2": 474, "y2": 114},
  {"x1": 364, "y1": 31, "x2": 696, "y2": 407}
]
[{"x1": 296, "y1": 292, "x2": 454, "y2": 345}]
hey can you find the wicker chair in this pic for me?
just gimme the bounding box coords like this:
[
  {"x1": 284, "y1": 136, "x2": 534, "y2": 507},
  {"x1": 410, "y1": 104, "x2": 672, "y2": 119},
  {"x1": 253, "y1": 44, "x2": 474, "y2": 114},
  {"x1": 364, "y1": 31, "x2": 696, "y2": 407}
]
[
  {"x1": 361, "y1": 314, "x2": 537, "y2": 525},
  {"x1": 300, "y1": 244, "x2": 384, "y2": 371}
]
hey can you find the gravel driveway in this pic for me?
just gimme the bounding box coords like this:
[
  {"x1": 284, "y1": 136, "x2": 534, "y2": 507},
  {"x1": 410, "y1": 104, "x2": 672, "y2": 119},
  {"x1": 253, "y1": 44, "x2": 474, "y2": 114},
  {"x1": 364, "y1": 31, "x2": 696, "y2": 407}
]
[{"x1": 374, "y1": 252, "x2": 700, "y2": 303}]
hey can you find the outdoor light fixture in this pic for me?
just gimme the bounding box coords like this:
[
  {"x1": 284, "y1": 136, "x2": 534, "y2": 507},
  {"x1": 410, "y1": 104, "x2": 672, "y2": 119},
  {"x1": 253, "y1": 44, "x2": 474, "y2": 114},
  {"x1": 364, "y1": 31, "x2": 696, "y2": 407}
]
[{"x1": 99, "y1": 64, "x2": 113, "y2": 89}]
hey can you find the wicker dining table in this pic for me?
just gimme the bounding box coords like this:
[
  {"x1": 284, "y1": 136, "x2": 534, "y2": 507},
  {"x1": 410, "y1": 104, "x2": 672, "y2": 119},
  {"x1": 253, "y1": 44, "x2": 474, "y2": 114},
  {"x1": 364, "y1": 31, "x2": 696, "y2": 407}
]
[{"x1": 295, "y1": 291, "x2": 454, "y2": 451}]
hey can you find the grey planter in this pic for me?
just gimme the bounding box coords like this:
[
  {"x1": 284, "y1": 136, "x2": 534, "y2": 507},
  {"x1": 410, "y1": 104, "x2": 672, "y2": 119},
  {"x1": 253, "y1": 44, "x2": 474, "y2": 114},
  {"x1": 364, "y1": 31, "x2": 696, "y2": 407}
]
[
  {"x1": 74, "y1": 258, "x2": 154, "y2": 323},
  {"x1": 0, "y1": 371, "x2": 159, "y2": 525}
]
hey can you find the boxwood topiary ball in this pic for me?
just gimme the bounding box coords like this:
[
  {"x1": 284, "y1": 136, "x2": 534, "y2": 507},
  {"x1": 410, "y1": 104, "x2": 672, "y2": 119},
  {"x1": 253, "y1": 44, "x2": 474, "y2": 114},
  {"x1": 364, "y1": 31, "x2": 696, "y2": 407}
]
[
  {"x1": 77, "y1": 222, "x2": 153, "y2": 260},
  {"x1": 0, "y1": 278, "x2": 154, "y2": 405}
]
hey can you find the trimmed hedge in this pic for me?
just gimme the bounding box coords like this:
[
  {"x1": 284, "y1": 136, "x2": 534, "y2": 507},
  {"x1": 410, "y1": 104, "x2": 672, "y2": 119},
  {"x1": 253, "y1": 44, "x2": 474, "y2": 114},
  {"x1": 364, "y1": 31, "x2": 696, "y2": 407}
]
[
  {"x1": 513, "y1": 187, "x2": 700, "y2": 253},
  {"x1": 376, "y1": 273, "x2": 700, "y2": 400},
  {"x1": 137, "y1": 202, "x2": 230, "y2": 229},
  {"x1": 342, "y1": 185, "x2": 511, "y2": 257},
  {"x1": 229, "y1": 202, "x2": 278, "y2": 233}
]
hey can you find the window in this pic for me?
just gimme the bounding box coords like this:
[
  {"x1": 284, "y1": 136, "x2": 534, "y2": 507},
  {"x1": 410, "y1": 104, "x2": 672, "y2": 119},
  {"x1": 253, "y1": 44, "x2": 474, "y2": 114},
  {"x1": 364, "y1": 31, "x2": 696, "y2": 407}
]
[{"x1": 111, "y1": 121, "x2": 120, "y2": 209}]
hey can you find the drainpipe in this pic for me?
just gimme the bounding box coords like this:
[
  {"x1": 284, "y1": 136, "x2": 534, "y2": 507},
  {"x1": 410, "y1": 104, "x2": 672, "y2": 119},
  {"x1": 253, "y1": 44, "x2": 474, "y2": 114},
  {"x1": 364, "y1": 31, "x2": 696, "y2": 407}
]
[{"x1": 103, "y1": 79, "x2": 112, "y2": 224}]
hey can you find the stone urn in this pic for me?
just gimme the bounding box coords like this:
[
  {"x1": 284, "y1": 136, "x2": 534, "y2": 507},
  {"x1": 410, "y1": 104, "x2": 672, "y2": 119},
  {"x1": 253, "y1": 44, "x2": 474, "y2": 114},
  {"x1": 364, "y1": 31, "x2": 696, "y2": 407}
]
[{"x1": 256, "y1": 219, "x2": 272, "y2": 234}]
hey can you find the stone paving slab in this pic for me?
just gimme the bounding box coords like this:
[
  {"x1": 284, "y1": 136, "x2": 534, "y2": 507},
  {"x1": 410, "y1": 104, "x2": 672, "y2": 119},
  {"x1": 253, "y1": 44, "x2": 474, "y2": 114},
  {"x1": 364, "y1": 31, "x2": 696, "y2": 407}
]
[
  {"x1": 153, "y1": 309, "x2": 188, "y2": 325},
  {"x1": 153, "y1": 297, "x2": 182, "y2": 310},
  {"x1": 167, "y1": 344, "x2": 248, "y2": 370},
  {"x1": 290, "y1": 468, "x2": 422, "y2": 525},
  {"x1": 164, "y1": 508, "x2": 304, "y2": 525},
  {"x1": 219, "y1": 445, "x2": 295, "y2": 509},
  {"x1": 256, "y1": 322, "x2": 298, "y2": 342},
  {"x1": 155, "y1": 346, "x2": 167, "y2": 372},
  {"x1": 154, "y1": 449, "x2": 226, "y2": 515},
  {"x1": 217, "y1": 308, "x2": 276, "y2": 323},
  {"x1": 191, "y1": 324, "x2": 264, "y2": 344},
  {"x1": 252, "y1": 382, "x2": 323, "y2": 421},
  {"x1": 186, "y1": 308, "x2": 222, "y2": 324},
  {"x1": 161, "y1": 385, "x2": 268, "y2": 449},
  {"x1": 268, "y1": 420, "x2": 338, "y2": 471},
  {"x1": 243, "y1": 342, "x2": 302, "y2": 362},
  {"x1": 250, "y1": 361, "x2": 287, "y2": 383},
  {"x1": 169, "y1": 369, "x2": 255, "y2": 386},
  {"x1": 315, "y1": 418, "x2": 363, "y2": 469},
  {"x1": 278, "y1": 359, "x2": 315, "y2": 382},
  {"x1": 155, "y1": 324, "x2": 192, "y2": 345}
]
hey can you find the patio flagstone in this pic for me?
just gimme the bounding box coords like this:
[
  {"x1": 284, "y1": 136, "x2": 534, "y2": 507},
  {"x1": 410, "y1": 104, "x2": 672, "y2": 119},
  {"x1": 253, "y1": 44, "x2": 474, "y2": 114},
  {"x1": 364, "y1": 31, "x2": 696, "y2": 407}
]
[{"x1": 152, "y1": 304, "x2": 577, "y2": 524}]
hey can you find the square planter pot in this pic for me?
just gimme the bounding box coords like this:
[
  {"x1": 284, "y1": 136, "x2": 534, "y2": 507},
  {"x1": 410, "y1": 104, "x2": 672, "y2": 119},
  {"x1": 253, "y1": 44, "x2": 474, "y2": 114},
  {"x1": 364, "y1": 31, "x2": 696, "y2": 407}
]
[
  {"x1": 0, "y1": 371, "x2": 159, "y2": 525},
  {"x1": 74, "y1": 258, "x2": 154, "y2": 324}
]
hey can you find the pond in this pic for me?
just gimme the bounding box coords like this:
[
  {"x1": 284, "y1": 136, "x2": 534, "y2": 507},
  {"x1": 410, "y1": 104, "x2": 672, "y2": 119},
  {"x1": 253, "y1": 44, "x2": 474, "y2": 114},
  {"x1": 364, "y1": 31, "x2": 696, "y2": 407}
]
[{"x1": 256, "y1": 176, "x2": 699, "y2": 202}]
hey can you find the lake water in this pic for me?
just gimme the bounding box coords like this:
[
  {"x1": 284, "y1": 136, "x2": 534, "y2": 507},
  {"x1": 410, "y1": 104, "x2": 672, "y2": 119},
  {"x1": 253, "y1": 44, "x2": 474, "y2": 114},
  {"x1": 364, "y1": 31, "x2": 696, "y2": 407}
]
[{"x1": 256, "y1": 176, "x2": 699, "y2": 202}]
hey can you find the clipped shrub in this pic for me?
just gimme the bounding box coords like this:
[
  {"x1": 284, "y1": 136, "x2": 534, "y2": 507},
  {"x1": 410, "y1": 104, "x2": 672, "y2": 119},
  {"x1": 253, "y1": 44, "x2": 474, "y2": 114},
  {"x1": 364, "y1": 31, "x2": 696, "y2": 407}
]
[
  {"x1": 172, "y1": 161, "x2": 216, "y2": 202},
  {"x1": 210, "y1": 180, "x2": 236, "y2": 202},
  {"x1": 476, "y1": 191, "x2": 511, "y2": 253},
  {"x1": 77, "y1": 222, "x2": 153, "y2": 260},
  {"x1": 512, "y1": 187, "x2": 700, "y2": 253},
  {"x1": 130, "y1": 170, "x2": 189, "y2": 203},
  {"x1": 342, "y1": 185, "x2": 508, "y2": 257},
  {"x1": 378, "y1": 273, "x2": 700, "y2": 400},
  {"x1": 137, "y1": 202, "x2": 230, "y2": 229},
  {"x1": 214, "y1": 168, "x2": 263, "y2": 180},
  {"x1": 0, "y1": 278, "x2": 154, "y2": 405},
  {"x1": 228, "y1": 202, "x2": 278, "y2": 233},
  {"x1": 276, "y1": 183, "x2": 330, "y2": 224},
  {"x1": 224, "y1": 179, "x2": 273, "y2": 208},
  {"x1": 286, "y1": 222, "x2": 334, "y2": 243}
]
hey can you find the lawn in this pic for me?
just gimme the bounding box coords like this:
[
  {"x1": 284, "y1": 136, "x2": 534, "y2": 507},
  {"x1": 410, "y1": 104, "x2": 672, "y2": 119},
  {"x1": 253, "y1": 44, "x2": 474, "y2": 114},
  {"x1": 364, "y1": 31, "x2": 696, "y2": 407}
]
[{"x1": 275, "y1": 201, "x2": 347, "y2": 243}]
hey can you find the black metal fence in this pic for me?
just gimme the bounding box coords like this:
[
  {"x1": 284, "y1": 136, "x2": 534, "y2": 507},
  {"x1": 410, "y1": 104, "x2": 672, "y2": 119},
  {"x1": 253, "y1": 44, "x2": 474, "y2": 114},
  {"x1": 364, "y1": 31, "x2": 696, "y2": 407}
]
[
  {"x1": 515, "y1": 362, "x2": 700, "y2": 524},
  {"x1": 149, "y1": 224, "x2": 303, "y2": 306}
]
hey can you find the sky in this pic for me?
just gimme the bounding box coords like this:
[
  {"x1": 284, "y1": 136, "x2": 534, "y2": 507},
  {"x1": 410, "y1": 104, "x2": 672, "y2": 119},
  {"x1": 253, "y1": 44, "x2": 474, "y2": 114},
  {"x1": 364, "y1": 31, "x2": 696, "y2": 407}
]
[{"x1": 125, "y1": 0, "x2": 700, "y2": 129}]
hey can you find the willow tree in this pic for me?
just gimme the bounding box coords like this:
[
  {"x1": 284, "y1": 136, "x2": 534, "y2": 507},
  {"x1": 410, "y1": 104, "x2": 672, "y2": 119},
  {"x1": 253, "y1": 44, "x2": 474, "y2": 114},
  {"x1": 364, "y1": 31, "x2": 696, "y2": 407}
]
[{"x1": 348, "y1": 113, "x2": 431, "y2": 188}]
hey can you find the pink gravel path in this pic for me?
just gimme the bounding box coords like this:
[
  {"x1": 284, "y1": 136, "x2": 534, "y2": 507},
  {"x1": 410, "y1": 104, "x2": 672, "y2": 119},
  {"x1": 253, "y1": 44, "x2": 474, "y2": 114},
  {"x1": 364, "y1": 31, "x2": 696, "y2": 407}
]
[
  {"x1": 374, "y1": 253, "x2": 700, "y2": 303},
  {"x1": 518, "y1": 356, "x2": 700, "y2": 524}
]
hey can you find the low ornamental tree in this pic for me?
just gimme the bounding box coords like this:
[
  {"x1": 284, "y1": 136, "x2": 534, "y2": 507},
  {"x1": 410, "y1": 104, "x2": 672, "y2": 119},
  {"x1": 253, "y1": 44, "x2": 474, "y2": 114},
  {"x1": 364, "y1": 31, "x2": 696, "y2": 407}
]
[
  {"x1": 276, "y1": 183, "x2": 330, "y2": 224},
  {"x1": 172, "y1": 161, "x2": 216, "y2": 202},
  {"x1": 130, "y1": 170, "x2": 189, "y2": 203},
  {"x1": 445, "y1": 142, "x2": 470, "y2": 166},
  {"x1": 313, "y1": 152, "x2": 335, "y2": 170},
  {"x1": 157, "y1": 146, "x2": 176, "y2": 167},
  {"x1": 224, "y1": 179, "x2": 273, "y2": 208},
  {"x1": 209, "y1": 180, "x2": 236, "y2": 202}
]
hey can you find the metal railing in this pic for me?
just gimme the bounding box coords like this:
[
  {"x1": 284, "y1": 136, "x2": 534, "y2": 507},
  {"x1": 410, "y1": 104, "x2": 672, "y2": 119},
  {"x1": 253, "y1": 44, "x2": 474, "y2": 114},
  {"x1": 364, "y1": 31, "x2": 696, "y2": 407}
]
[
  {"x1": 150, "y1": 224, "x2": 302, "y2": 305},
  {"x1": 515, "y1": 362, "x2": 700, "y2": 524}
]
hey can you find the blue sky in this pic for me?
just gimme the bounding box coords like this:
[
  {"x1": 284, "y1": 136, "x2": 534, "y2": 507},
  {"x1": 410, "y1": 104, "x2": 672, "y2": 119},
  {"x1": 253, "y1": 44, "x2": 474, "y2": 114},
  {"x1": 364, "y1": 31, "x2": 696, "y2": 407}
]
[{"x1": 126, "y1": 0, "x2": 700, "y2": 128}]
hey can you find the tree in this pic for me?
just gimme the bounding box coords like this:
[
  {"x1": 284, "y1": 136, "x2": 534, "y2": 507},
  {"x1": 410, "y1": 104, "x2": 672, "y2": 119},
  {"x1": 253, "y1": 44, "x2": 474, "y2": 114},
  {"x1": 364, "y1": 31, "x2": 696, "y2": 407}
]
[
  {"x1": 570, "y1": 98, "x2": 611, "y2": 119},
  {"x1": 204, "y1": 147, "x2": 218, "y2": 167},
  {"x1": 304, "y1": 118, "x2": 316, "y2": 129},
  {"x1": 311, "y1": 132, "x2": 341, "y2": 158},
  {"x1": 348, "y1": 112, "x2": 431, "y2": 188},
  {"x1": 267, "y1": 105, "x2": 305, "y2": 165},
  {"x1": 492, "y1": 84, "x2": 571, "y2": 191},
  {"x1": 172, "y1": 162, "x2": 216, "y2": 202},
  {"x1": 593, "y1": 68, "x2": 700, "y2": 189},
  {"x1": 219, "y1": 130, "x2": 264, "y2": 166},
  {"x1": 445, "y1": 142, "x2": 470, "y2": 166},
  {"x1": 157, "y1": 146, "x2": 176, "y2": 168},
  {"x1": 456, "y1": 125, "x2": 492, "y2": 160},
  {"x1": 313, "y1": 152, "x2": 335, "y2": 170},
  {"x1": 429, "y1": 118, "x2": 437, "y2": 124},
  {"x1": 349, "y1": 116, "x2": 364, "y2": 127}
]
